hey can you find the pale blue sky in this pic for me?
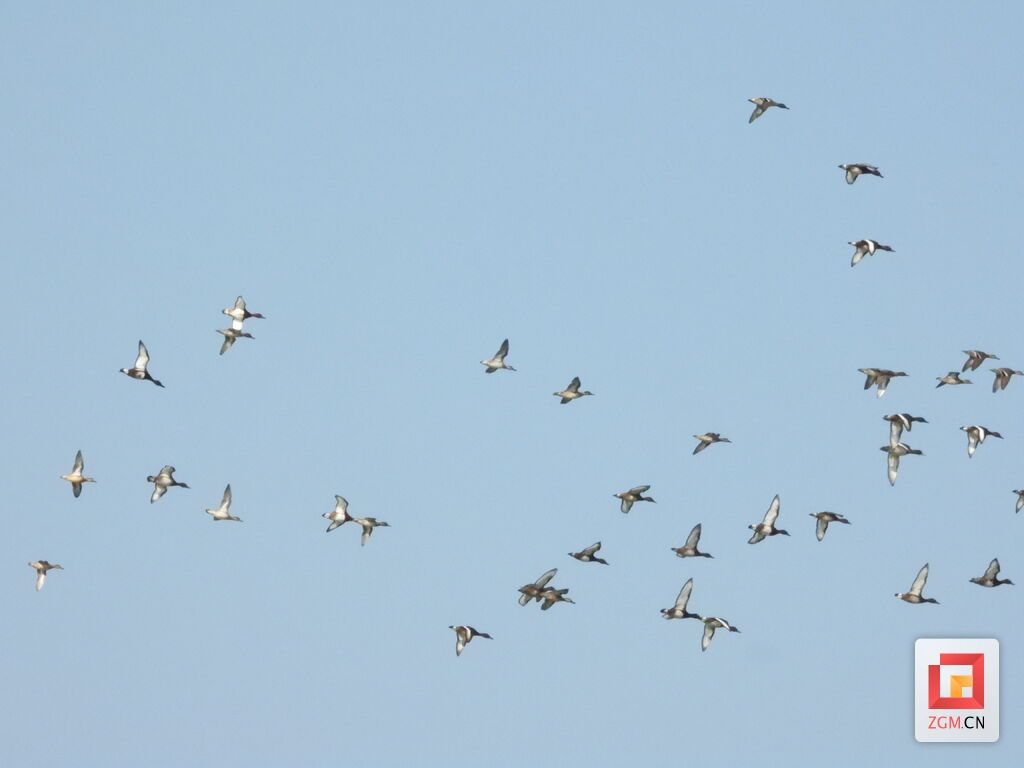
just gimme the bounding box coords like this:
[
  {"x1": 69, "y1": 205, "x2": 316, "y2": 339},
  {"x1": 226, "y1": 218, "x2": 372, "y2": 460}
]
[{"x1": 1, "y1": 2, "x2": 1021, "y2": 766}]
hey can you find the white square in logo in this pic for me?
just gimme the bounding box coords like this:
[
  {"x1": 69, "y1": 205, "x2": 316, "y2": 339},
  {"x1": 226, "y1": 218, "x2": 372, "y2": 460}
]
[{"x1": 915, "y1": 638, "x2": 999, "y2": 743}]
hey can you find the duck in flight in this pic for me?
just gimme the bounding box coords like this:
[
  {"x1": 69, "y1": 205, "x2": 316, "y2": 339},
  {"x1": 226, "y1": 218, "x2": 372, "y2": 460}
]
[
  {"x1": 962, "y1": 349, "x2": 998, "y2": 372},
  {"x1": 205, "y1": 484, "x2": 242, "y2": 522},
  {"x1": 518, "y1": 568, "x2": 558, "y2": 606},
  {"x1": 859, "y1": 368, "x2": 907, "y2": 397},
  {"x1": 881, "y1": 443, "x2": 923, "y2": 486},
  {"x1": 839, "y1": 163, "x2": 883, "y2": 184},
  {"x1": 538, "y1": 587, "x2": 575, "y2": 610},
  {"x1": 849, "y1": 239, "x2": 894, "y2": 267},
  {"x1": 896, "y1": 563, "x2": 939, "y2": 604},
  {"x1": 481, "y1": 339, "x2": 515, "y2": 373},
  {"x1": 991, "y1": 367, "x2": 1023, "y2": 392},
  {"x1": 661, "y1": 578, "x2": 700, "y2": 620},
  {"x1": 147, "y1": 465, "x2": 190, "y2": 503},
  {"x1": 615, "y1": 485, "x2": 655, "y2": 514},
  {"x1": 553, "y1": 376, "x2": 594, "y2": 404},
  {"x1": 353, "y1": 516, "x2": 390, "y2": 546},
  {"x1": 936, "y1": 371, "x2": 971, "y2": 387},
  {"x1": 970, "y1": 559, "x2": 1013, "y2": 588},
  {"x1": 693, "y1": 433, "x2": 730, "y2": 455},
  {"x1": 223, "y1": 296, "x2": 265, "y2": 323},
  {"x1": 61, "y1": 450, "x2": 96, "y2": 498},
  {"x1": 449, "y1": 625, "x2": 492, "y2": 656},
  {"x1": 323, "y1": 495, "x2": 355, "y2": 532},
  {"x1": 884, "y1": 414, "x2": 928, "y2": 446},
  {"x1": 748, "y1": 494, "x2": 789, "y2": 544},
  {"x1": 569, "y1": 541, "x2": 608, "y2": 565},
  {"x1": 747, "y1": 97, "x2": 788, "y2": 123},
  {"x1": 28, "y1": 561, "x2": 63, "y2": 591},
  {"x1": 1013, "y1": 489, "x2": 1024, "y2": 514},
  {"x1": 120, "y1": 340, "x2": 164, "y2": 387},
  {"x1": 810, "y1": 512, "x2": 851, "y2": 542},
  {"x1": 671, "y1": 523, "x2": 713, "y2": 558},
  {"x1": 699, "y1": 616, "x2": 740, "y2": 652},
  {"x1": 217, "y1": 319, "x2": 255, "y2": 355},
  {"x1": 961, "y1": 425, "x2": 1002, "y2": 458}
]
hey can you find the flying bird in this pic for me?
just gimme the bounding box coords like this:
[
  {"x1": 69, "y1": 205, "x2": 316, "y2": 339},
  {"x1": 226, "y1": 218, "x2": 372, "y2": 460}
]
[
  {"x1": 61, "y1": 450, "x2": 95, "y2": 498},
  {"x1": 895, "y1": 563, "x2": 938, "y2": 604},
  {"x1": 671, "y1": 523, "x2": 713, "y2": 558},
  {"x1": 28, "y1": 561, "x2": 63, "y2": 591},
  {"x1": 205, "y1": 484, "x2": 242, "y2": 522},
  {"x1": 880, "y1": 443, "x2": 923, "y2": 486},
  {"x1": 1013, "y1": 489, "x2": 1024, "y2": 514},
  {"x1": 961, "y1": 425, "x2": 1002, "y2": 458},
  {"x1": 936, "y1": 371, "x2": 971, "y2": 388},
  {"x1": 569, "y1": 541, "x2": 608, "y2": 565},
  {"x1": 223, "y1": 296, "x2": 265, "y2": 323},
  {"x1": 353, "y1": 517, "x2": 390, "y2": 546},
  {"x1": 147, "y1": 465, "x2": 190, "y2": 503},
  {"x1": 991, "y1": 368, "x2": 1023, "y2": 392},
  {"x1": 962, "y1": 350, "x2": 998, "y2": 372},
  {"x1": 849, "y1": 239, "x2": 894, "y2": 267},
  {"x1": 970, "y1": 559, "x2": 1014, "y2": 588},
  {"x1": 449, "y1": 625, "x2": 492, "y2": 656},
  {"x1": 217, "y1": 319, "x2": 254, "y2": 355},
  {"x1": 748, "y1": 97, "x2": 788, "y2": 123},
  {"x1": 699, "y1": 616, "x2": 740, "y2": 652},
  {"x1": 693, "y1": 433, "x2": 731, "y2": 455},
  {"x1": 839, "y1": 163, "x2": 883, "y2": 184},
  {"x1": 538, "y1": 587, "x2": 574, "y2": 611},
  {"x1": 323, "y1": 495, "x2": 355, "y2": 532},
  {"x1": 553, "y1": 376, "x2": 594, "y2": 404},
  {"x1": 661, "y1": 578, "x2": 700, "y2": 620},
  {"x1": 614, "y1": 485, "x2": 655, "y2": 514},
  {"x1": 120, "y1": 340, "x2": 164, "y2": 387},
  {"x1": 518, "y1": 568, "x2": 558, "y2": 606},
  {"x1": 480, "y1": 339, "x2": 516, "y2": 373},
  {"x1": 748, "y1": 494, "x2": 789, "y2": 544},
  {"x1": 859, "y1": 368, "x2": 907, "y2": 398},
  {"x1": 809, "y1": 512, "x2": 851, "y2": 542},
  {"x1": 884, "y1": 414, "x2": 928, "y2": 446}
]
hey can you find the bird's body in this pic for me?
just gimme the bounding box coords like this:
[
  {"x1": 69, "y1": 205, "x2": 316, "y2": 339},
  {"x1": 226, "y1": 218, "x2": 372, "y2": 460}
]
[
  {"x1": 322, "y1": 495, "x2": 354, "y2": 532},
  {"x1": 61, "y1": 450, "x2": 95, "y2": 498},
  {"x1": 991, "y1": 368, "x2": 1023, "y2": 392},
  {"x1": 962, "y1": 350, "x2": 998, "y2": 372},
  {"x1": 884, "y1": 413, "x2": 928, "y2": 446},
  {"x1": 748, "y1": 97, "x2": 788, "y2": 123},
  {"x1": 839, "y1": 163, "x2": 883, "y2": 184},
  {"x1": 970, "y1": 558, "x2": 1013, "y2": 588},
  {"x1": 748, "y1": 494, "x2": 789, "y2": 544},
  {"x1": 28, "y1": 560, "x2": 63, "y2": 591},
  {"x1": 859, "y1": 368, "x2": 907, "y2": 398},
  {"x1": 936, "y1": 371, "x2": 971, "y2": 387},
  {"x1": 699, "y1": 616, "x2": 740, "y2": 651},
  {"x1": 223, "y1": 296, "x2": 265, "y2": 323},
  {"x1": 553, "y1": 376, "x2": 594, "y2": 404},
  {"x1": 810, "y1": 512, "x2": 851, "y2": 542},
  {"x1": 961, "y1": 425, "x2": 1002, "y2": 458},
  {"x1": 569, "y1": 541, "x2": 608, "y2": 565},
  {"x1": 449, "y1": 625, "x2": 492, "y2": 656},
  {"x1": 849, "y1": 239, "x2": 894, "y2": 267},
  {"x1": 880, "y1": 443, "x2": 923, "y2": 486},
  {"x1": 896, "y1": 563, "x2": 939, "y2": 604},
  {"x1": 693, "y1": 433, "x2": 730, "y2": 455},
  {"x1": 147, "y1": 465, "x2": 189, "y2": 503},
  {"x1": 481, "y1": 338, "x2": 515, "y2": 373},
  {"x1": 661, "y1": 578, "x2": 700, "y2": 620},
  {"x1": 205, "y1": 484, "x2": 241, "y2": 521},
  {"x1": 353, "y1": 517, "x2": 390, "y2": 546},
  {"x1": 672, "y1": 523, "x2": 712, "y2": 558},
  {"x1": 614, "y1": 485, "x2": 655, "y2": 514},
  {"x1": 538, "y1": 587, "x2": 574, "y2": 610},
  {"x1": 120, "y1": 340, "x2": 164, "y2": 387}
]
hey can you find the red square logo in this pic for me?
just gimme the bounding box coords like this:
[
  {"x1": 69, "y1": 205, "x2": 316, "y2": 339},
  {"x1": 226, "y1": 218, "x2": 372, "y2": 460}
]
[{"x1": 928, "y1": 653, "x2": 985, "y2": 709}]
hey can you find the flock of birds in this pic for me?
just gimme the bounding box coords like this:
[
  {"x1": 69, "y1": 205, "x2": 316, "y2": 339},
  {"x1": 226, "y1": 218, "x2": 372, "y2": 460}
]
[{"x1": 29, "y1": 99, "x2": 1018, "y2": 657}]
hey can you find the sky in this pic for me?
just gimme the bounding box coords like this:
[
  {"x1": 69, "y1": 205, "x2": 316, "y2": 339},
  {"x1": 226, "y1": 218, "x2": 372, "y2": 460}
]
[{"x1": 1, "y1": 2, "x2": 1021, "y2": 766}]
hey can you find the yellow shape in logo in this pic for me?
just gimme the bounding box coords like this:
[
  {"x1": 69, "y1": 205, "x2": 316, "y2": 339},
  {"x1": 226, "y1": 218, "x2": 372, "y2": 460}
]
[{"x1": 950, "y1": 675, "x2": 973, "y2": 698}]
